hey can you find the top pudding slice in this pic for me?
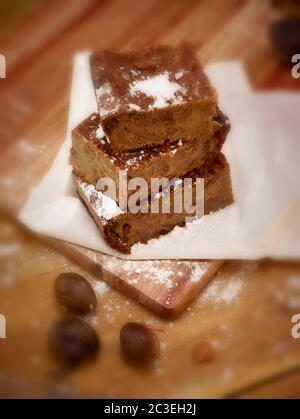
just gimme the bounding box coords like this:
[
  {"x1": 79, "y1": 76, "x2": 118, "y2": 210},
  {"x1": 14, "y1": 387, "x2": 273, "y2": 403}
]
[{"x1": 90, "y1": 43, "x2": 218, "y2": 152}]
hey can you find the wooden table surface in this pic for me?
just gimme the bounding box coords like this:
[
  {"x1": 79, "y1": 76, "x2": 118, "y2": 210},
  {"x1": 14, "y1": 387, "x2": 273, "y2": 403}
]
[{"x1": 0, "y1": 0, "x2": 300, "y2": 398}]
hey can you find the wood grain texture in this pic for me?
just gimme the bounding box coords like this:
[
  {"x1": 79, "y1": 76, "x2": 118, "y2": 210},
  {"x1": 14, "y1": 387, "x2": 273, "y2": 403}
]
[
  {"x1": 45, "y1": 238, "x2": 224, "y2": 319},
  {"x1": 0, "y1": 0, "x2": 300, "y2": 398}
]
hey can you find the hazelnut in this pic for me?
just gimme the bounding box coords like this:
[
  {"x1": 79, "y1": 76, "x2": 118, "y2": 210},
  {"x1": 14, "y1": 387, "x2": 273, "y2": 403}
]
[
  {"x1": 55, "y1": 272, "x2": 97, "y2": 315},
  {"x1": 191, "y1": 341, "x2": 214, "y2": 364},
  {"x1": 120, "y1": 322, "x2": 160, "y2": 364},
  {"x1": 49, "y1": 318, "x2": 100, "y2": 365}
]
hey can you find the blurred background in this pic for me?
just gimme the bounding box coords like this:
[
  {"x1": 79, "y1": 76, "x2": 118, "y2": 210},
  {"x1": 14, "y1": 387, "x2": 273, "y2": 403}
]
[{"x1": 0, "y1": 0, "x2": 300, "y2": 399}]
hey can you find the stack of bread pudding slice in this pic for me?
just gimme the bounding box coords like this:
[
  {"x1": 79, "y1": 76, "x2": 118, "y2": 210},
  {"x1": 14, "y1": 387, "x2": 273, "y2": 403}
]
[{"x1": 70, "y1": 44, "x2": 233, "y2": 254}]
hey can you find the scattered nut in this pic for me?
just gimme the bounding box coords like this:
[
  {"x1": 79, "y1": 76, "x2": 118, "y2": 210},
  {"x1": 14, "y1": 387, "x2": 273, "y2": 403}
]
[
  {"x1": 55, "y1": 272, "x2": 97, "y2": 315},
  {"x1": 191, "y1": 341, "x2": 214, "y2": 364},
  {"x1": 49, "y1": 318, "x2": 100, "y2": 365},
  {"x1": 120, "y1": 322, "x2": 160, "y2": 364}
]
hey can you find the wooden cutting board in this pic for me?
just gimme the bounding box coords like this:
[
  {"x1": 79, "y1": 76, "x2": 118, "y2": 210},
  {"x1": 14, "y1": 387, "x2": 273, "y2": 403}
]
[{"x1": 47, "y1": 238, "x2": 224, "y2": 318}]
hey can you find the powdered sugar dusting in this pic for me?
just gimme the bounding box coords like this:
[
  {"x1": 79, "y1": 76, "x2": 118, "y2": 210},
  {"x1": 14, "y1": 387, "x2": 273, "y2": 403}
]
[
  {"x1": 95, "y1": 125, "x2": 105, "y2": 141},
  {"x1": 174, "y1": 70, "x2": 185, "y2": 80},
  {"x1": 18, "y1": 139, "x2": 46, "y2": 155},
  {"x1": 93, "y1": 280, "x2": 111, "y2": 296},
  {"x1": 78, "y1": 179, "x2": 123, "y2": 222},
  {"x1": 96, "y1": 82, "x2": 120, "y2": 118},
  {"x1": 116, "y1": 260, "x2": 176, "y2": 288},
  {"x1": 101, "y1": 257, "x2": 209, "y2": 289},
  {"x1": 200, "y1": 276, "x2": 243, "y2": 305},
  {"x1": 19, "y1": 140, "x2": 37, "y2": 154},
  {"x1": 288, "y1": 275, "x2": 300, "y2": 290},
  {"x1": 128, "y1": 103, "x2": 141, "y2": 112},
  {"x1": 189, "y1": 262, "x2": 209, "y2": 283},
  {"x1": 279, "y1": 274, "x2": 300, "y2": 310},
  {"x1": 129, "y1": 71, "x2": 186, "y2": 110},
  {"x1": 0, "y1": 243, "x2": 21, "y2": 257},
  {"x1": 96, "y1": 83, "x2": 112, "y2": 100}
]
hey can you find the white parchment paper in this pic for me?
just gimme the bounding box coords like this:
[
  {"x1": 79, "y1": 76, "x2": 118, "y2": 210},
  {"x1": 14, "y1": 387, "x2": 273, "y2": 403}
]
[{"x1": 19, "y1": 53, "x2": 300, "y2": 260}]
